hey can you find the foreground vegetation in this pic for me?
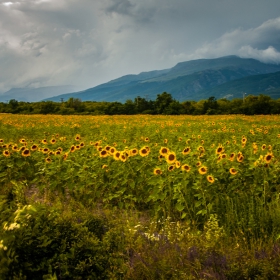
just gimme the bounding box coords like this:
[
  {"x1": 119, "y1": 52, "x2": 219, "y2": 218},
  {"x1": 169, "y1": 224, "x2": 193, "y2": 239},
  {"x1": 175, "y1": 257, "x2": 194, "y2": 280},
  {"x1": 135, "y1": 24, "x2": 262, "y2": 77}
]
[
  {"x1": 2, "y1": 92, "x2": 280, "y2": 115},
  {"x1": 1, "y1": 114, "x2": 280, "y2": 279}
]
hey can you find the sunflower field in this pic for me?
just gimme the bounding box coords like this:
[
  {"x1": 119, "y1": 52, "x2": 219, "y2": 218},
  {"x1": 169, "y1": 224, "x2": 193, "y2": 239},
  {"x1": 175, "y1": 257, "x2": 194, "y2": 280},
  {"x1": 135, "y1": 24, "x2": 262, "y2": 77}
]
[{"x1": 1, "y1": 113, "x2": 280, "y2": 279}]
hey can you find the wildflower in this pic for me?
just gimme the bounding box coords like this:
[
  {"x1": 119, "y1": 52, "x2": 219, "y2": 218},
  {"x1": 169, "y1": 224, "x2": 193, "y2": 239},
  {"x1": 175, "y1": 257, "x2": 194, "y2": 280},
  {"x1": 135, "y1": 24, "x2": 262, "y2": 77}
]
[
  {"x1": 181, "y1": 164, "x2": 191, "y2": 172},
  {"x1": 168, "y1": 165, "x2": 175, "y2": 172},
  {"x1": 45, "y1": 157, "x2": 51, "y2": 163},
  {"x1": 139, "y1": 147, "x2": 149, "y2": 157},
  {"x1": 153, "y1": 168, "x2": 162, "y2": 175},
  {"x1": 3, "y1": 150, "x2": 10, "y2": 157},
  {"x1": 113, "y1": 151, "x2": 121, "y2": 160},
  {"x1": 207, "y1": 175, "x2": 215, "y2": 183},
  {"x1": 264, "y1": 153, "x2": 273, "y2": 164},
  {"x1": 229, "y1": 168, "x2": 238, "y2": 175},
  {"x1": 129, "y1": 148, "x2": 138, "y2": 156},
  {"x1": 198, "y1": 166, "x2": 207, "y2": 175},
  {"x1": 50, "y1": 138, "x2": 56, "y2": 144},
  {"x1": 22, "y1": 149, "x2": 30, "y2": 157},
  {"x1": 159, "y1": 147, "x2": 169, "y2": 156},
  {"x1": 100, "y1": 150, "x2": 108, "y2": 158},
  {"x1": 166, "y1": 152, "x2": 176, "y2": 164}
]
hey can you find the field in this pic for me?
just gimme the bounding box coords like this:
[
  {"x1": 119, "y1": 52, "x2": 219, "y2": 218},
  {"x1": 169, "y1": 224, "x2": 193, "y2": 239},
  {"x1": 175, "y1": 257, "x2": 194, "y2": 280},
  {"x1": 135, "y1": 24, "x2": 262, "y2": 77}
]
[{"x1": 1, "y1": 114, "x2": 280, "y2": 279}]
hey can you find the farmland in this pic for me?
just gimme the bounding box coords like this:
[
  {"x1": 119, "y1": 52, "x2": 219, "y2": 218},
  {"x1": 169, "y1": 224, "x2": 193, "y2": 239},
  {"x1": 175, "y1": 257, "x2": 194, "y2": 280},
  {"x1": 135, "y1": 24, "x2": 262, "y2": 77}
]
[{"x1": 1, "y1": 114, "x2": 280, "y2": 279}]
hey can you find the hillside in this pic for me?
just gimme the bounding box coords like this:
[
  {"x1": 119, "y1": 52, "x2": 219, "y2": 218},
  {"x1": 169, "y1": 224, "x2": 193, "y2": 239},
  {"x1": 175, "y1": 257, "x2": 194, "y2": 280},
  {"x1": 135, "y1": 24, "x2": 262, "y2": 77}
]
[{"x1": 45, "y1": 56, "x2": 280, "y2": 102}]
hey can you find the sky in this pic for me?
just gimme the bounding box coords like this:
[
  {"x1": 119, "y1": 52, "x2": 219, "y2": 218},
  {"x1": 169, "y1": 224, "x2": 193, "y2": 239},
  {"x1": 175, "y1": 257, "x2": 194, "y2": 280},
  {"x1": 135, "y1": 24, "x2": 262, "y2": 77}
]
[{"x1": 0, "y1": 0, "x2": 280, "y2": 93}]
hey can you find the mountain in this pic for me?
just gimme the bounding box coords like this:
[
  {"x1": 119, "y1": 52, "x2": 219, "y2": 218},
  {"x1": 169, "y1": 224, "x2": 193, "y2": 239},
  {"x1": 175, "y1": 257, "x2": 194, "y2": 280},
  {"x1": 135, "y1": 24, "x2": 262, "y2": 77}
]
[
  {"x1": 0, "y1": 85, "x2": 82, "y2": 102},
  {"x1": 197, "y1": 71, "x2": 280, "y2": 100},
  {"x1": 43, "y1": 56, "x2": 280, "y2": 102}
]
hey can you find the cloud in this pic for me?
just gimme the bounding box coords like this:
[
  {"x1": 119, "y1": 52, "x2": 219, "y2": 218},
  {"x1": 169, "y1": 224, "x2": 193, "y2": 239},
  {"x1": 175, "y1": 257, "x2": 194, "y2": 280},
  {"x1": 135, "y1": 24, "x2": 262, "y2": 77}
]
[
  {"x1": 189, "y1": 17, "x2": 280, "y2": 64},
  {"x1": 1, "y1": 0, "x2": 280, "y2": 94}
]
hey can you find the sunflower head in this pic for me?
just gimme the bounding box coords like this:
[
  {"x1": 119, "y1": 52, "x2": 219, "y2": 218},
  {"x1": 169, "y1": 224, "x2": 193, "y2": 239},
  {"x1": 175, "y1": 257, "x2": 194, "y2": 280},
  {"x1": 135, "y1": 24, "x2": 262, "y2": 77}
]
[
  {"x1": 166, "y1": 152, "x2": 176, "y2": 164},
  {"x1": 100, "y1": 150, "x2": 108, "y2": 158},
  {"x1": 229, "y1": 168, "x2": 238, "y2": 175},
  {"x1": 31, "y1": 144, "x2": 38, "y2": 151},
  {"x1": 159, "y1": 147, "x2": 169, "y2": 156},
  {"x1": 3, "y1": 150, "x2": 10, "y2": 157},
  {"x1": 50, "y1": 138, "x2": 56, "y2": 144},
  {"x1": 113, "y1": 151, "x2": 121, "y2": 160},
  {"x1": 139, "y1": 147, "x2": 149, "y2": 157},
  {"x1": 198, "y1": 166, "x2": 207, "y2": 175},
  {"x1": 22, "y1": 149, "x2": 30, "y2": 157},
  {"x1": 264, "y1": 153, "x2": 273, "y2": 164},
  {"x1": 168, "y1": 165, "x2": 175, "y2": 172},
  {"x1": 153, "y1": 168, "x2": 162, "y2": 175},
  {"x1": 207, "y1": 175, "x2": 215, "y2": 183},
  {"x1": 181, "y1": 164, "x2": 191, "y2": 172},
  {"x1": 129, "y1": 148, "x2": 138, "y2": 156},
  {"x1": 45, "y1": 157, "x2": 52, "y2": 163}
]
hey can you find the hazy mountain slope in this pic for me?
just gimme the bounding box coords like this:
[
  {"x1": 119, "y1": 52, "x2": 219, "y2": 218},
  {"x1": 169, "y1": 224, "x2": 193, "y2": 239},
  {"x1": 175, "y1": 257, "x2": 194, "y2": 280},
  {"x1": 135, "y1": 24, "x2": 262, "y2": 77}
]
[
  {"x1": 44, "y1": 56, "x2": 280, "y2": 102},
  {"x1": 0, "y1": 85, "x2": 81, "y2": 102},
  {"x1": 197, "y1": 71, "x2": 280, "y2": 100}
]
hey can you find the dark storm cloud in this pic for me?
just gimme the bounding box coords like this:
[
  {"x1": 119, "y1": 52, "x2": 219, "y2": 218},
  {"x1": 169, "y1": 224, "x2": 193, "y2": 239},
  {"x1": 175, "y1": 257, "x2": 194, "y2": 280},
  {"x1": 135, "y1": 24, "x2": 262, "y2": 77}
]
[{"x1": 0, "y1": 0, "x2": 280, "y2": 93}]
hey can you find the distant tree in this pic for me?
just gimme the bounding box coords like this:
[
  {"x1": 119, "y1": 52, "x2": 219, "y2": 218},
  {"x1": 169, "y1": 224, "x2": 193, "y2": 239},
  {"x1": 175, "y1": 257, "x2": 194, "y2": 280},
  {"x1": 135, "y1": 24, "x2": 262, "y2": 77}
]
[{"x1": 154, "y1": 92, "x2": 174, "y2": 114}]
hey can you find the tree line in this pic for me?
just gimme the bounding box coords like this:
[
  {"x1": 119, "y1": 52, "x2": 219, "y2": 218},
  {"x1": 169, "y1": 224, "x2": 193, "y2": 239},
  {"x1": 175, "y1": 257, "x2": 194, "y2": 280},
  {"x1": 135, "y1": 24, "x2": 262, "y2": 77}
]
[{"x1": 1, "y1": 92, "x2": 280, "y2": 115}]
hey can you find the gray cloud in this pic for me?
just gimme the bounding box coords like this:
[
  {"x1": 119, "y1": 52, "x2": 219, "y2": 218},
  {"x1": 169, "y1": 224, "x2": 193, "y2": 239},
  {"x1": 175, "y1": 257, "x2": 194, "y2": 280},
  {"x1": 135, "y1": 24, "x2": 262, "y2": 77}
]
[{"x1": 0, "y1": 0, "x2": 280, "y2": 93}]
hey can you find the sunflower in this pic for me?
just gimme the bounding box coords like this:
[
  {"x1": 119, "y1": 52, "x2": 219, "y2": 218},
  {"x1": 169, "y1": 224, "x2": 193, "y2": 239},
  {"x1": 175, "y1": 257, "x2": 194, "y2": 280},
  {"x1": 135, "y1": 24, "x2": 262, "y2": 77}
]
[
  {"x1": 159, "y1": 147, "x2": 169, "y2": 156},
  {"x1": 207, "y1": 175, "x2": 215, "y2": 183},
  {"x1": 229, "y1": 153, "x2": 235, "y2": 161},
  {"x1": 198, "y1": 166, "x2": 207, "y2": 175},
  {"x1": 0, "y1": 139, "x2": 3, "y2": 143},
  {"x1": 48, "y1": 151, "x2": 54, "y2": 156},
  {"x1": 3, "y1": 150, "x2": 10, "y2": 157},
  {"x1": 50, "y1": 138, "x2": 56, "y2": 144},
  {"x1": 119, "y1": 152, "x2": 127, "y2": 162},
  {"x1": 105, "y1": 145, "x2": 111, "y2": 151},
  {"x1": 75, "y1": 145, "x2": 80, "y2": 150},
  {"x1": 175, "y1": 161, "x2": 181, "y2": 168},
  {"x1": 96, "y1": 146, "x2": 103, "y2": 151},
  {"x1": 41, "y1": 139, "x2": 47, "y2": 144},
  {"x1": 45, "y1": 157, "x2": 52, "y2": 163},
  {"x1": 100, "y1": 150, "x2": 108, "y2": 158},
  {"x1": 268, "y1": 145, "x2": 272, "y2": 151},
  {"x1": 75, "y1": 134, "x2": 81, "y2": 141},
  {"x1": 57, "y1": 147, "x2": 63, "y2": 152},
  {"x1": 168, "y1": 165, "x2": 175, "y2": 172},
  {"x1": 144, "y1": 137, "x2": 149, "y2": 142},
  {"x1": 182, "y1": 147, "x2": 191, "y2": 156},
  {"x1": 113, "y1": 151, "x2": 121, "y2": 160},
  {"x1": 164, "y1": 139, "x2": 168, "y2": 144},
  {"x1": 80, "y1": 142, "x2": 85, "y2": 148},
  {"x1": 102, "y1": 164, "x2": 108, "y2": 169},
  {"x1": 31, "y1": 144, "x2": 38, "y2": 151},
  {"x1": 139, "y1": 147, "x2": 149, "y2": 157},
  {"x1": 63, "y1": 153, "x2": 68, "y2": 160},
  {"x1": 261, "y1": 144, "x2": 266, "y2": 150},
  {"x1": 70, "y1": 145, "x2": 76, "y2": 153},
  {"x1": 19, "y1": 146, "x2": 26, "y2": 152},
  {"x1": 216, "y1": 146, "x2": 224, "y2": 154},
  {"x1": 229, "y1": 168, "x2": 238, "y2": 175},
  {"x1": 178, "y1": 137, "x2": 182, "y2": 142},
  {"x1": 196, "y1": 161, "x2": 202, "y2": 167},
  {"x1": 181, "y1": 164, "x2": 191, "y2": 172},
  {"x1": 12, "y1": 145, "x2": 18, "y2": 151},
  {"x1": 22, "y1": 149, "x2": 30, "y2": 157},
  {"x1": 129, "y1": 148, "x2": 138, "y2": 156},
  {"x1": 241, "y1": 136, "x2": 247, "y2": 144},
  {"x1": 237, "y1": 154, "x2": 244, "y2": 163},
  {"x1": 264, "y1": 153, "x2": 273, "y2": 164},
  {"x1": 166, "y1": 152, "x2": 176, "y2": 164},
  {"x1": 153, "y1": 168, "x2": 162, "y2": 175},
  {"x1": 19, "y1": 139, "x2": 26, "y2": 144},
  {"x1": 55, "y1": 150, "x2": 61, "y2": 156}
]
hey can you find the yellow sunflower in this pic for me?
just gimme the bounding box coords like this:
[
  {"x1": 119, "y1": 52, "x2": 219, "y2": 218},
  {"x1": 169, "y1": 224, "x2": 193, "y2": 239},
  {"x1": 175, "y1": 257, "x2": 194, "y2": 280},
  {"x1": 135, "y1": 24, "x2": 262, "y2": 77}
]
[
  {"x1": 159, "y1": 147, "x2": 170, "y2": 156},
  {"x1": 229, "y1": 168, "x2": 238, "y2": 175},
  {"x1": 45, "y1": 157, "x2": 52, "y2": 163},
  {"x1": 129, "y1": 148, "x2": 138, "y2": 156},
  {"x1": 198, "y1": 166, "x2": 207, "y2": 175},
  {"x1": 168, "y1": 165, "x2": 175, "y2": 172},
  {"x1": 153, "y1": 168, "x2": 162, "y2": 175},
  {"x1": 216, "y1": 146, "x2": 224, "y2": 154},
  {"x1": 50, "y1": 138, "x2": 56, "y2": 144},
  {"x1": 99, "y1": 150, "x2": 108, "y2": 158},
  {"x1": 166, "y1": 152, "x2": 176, "y2": 164},
  {"x1": 181, "y1": 164, "x2": 191, "y2": 172},
  {"x1": 3, "y1": 150, "x2": 10, "y2": 157},
  {"x1": 113, "y1": 151, "x2": 121, "y2": 160},
  {"x1": 22, "y1": 149, "x2": 30, "y2": 157},
  {"x1": 207, "y1": 175, "x2": 215, "y2": 183},
  {"x1": 139, "y1": 147, "x2": 149, "y2": 157},
  {"x1": 264, "y1": 153, "x2": 273, "y2": 164},
  {"x1": 182, "y1": 147, "x2": 191, "y2": 155},
  {"x1": 31, "y1": 144, "x2": 38, "y2": 151}
]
